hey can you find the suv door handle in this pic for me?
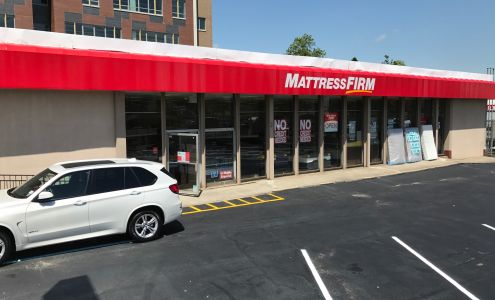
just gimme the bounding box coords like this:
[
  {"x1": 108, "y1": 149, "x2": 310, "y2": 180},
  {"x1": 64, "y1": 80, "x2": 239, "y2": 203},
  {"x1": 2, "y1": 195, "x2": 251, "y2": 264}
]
[
  {"x1": 74, "y1": 200, "x2": 87, "y2": 206},
  {"x1": 130, "y1": 191, "x2": 141, "y2": 196}
]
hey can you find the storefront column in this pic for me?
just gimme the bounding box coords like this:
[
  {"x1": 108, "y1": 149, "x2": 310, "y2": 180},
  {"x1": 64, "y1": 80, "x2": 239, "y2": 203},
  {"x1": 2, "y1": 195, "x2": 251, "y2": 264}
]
[
  {"x1": 234, "y1": 94, "x2": 241, "y2": 184},
  {"x1": 364, "y1": 97, "x2": 371, "y2": 167},
  {"x1": 433, "y1": 99, "x2": 439, "y2": 148},
  {"x1": 400, "y1": 98, "x2": 405, "y2": 128},
  {"x1": 382, "y1": 99, "x2": 388, "y2": 165},
  {"x1": 266, "y1": 96, "x2": 275, "y2": 179},
  {"x1": 293, "y1": 96, "x2": 300, "y2": 175},
  {"x1": 161, "y1": 93, "x2": 168, "y2": 166},
  {"x1": 342, "y1": 97, "x2": 348, "y2": 169},
  {"x1": 318, "y1": 97, "x2": 325, "y2": 172},
  {"x1": 114, "y1": 92, "x2": 127, "y2": 158},
  {"x1": 199, "y1": 94, "x2": 207, "y2": 189}
]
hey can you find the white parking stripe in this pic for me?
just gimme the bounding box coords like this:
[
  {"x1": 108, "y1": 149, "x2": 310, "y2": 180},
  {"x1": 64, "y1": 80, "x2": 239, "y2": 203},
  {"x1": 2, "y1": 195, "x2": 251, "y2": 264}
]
[
  {"x1": 482, "y1": 224, "x2": 495, "y2": 231},
  {"x1": 301, "y1": 249, "x2": 333, "y2": 300},
  {"x1": 392, "y1": 236, "x2": 480, "y2": 300}
]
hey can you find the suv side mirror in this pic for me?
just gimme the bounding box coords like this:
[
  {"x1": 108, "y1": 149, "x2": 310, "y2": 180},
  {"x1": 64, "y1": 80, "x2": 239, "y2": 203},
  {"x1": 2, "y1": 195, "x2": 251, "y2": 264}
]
[{"x1": 37, "y1": 191, "x2": 54, "y2": 201}]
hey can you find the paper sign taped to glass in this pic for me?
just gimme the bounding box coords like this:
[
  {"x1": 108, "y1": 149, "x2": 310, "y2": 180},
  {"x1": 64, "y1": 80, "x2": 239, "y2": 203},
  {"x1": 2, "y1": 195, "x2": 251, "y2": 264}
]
[
  {"x1": 387, "y1": 128, "x2": 406, "y2": 165},
  {"x1": 404, "y1": 127, "x2": 423, "y2": 163},
  {"x1": 420, "y1": 125, "x2": 438, "y2": 161}
]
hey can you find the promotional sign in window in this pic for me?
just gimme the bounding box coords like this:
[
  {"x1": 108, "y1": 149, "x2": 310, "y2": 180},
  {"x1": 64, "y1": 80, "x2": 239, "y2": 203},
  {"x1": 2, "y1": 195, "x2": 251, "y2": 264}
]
[
  {"x1": 348, "y1": 121, "x2": 357, "y2": 141},
  {"x1": 420, "y1": 125, "x2": 438, "y2": 161},
  {"x1": 370, "y1": 117, "x2": 378, "y2": 140},
  {"x1": 324, "y1": 112, "x2": 339, "y2": 133},
  {"x1": 220, "y1": 169, "x2": 233, "y2": 180},
  {"x1": 387, "y1": 128, "x2": 406, "y2": 165},
  {"x1": 274, "y1": 119, "x2": 289, "y2": 144},
  {"x1": 404, "y1": 127, "x2": 423, "y2": 163},
  {"x1": 177, "y1": 151, "x2": 190, "y2": 163},
  {"x1": 299, "y1": 119, "x2": 312, "y2": 143}
]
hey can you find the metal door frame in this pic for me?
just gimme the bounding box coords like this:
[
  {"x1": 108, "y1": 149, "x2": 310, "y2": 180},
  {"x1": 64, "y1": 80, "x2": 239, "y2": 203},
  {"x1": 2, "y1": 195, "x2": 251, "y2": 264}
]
[{"x1": 167, "y1": 131, "x2": 201, "y2": 196}]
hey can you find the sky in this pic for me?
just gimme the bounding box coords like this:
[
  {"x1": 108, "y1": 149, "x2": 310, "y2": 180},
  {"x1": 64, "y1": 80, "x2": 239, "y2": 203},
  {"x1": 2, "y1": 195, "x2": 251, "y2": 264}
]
[{"x1": 212, "y1": 0, "x2": 495, "y2": 74}]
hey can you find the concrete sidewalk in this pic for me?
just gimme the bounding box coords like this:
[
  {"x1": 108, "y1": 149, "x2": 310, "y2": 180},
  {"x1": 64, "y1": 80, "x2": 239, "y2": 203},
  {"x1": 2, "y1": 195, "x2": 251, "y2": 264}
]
[{"x1": 180, "y1": 156, "x2": 495, "y2": 207}]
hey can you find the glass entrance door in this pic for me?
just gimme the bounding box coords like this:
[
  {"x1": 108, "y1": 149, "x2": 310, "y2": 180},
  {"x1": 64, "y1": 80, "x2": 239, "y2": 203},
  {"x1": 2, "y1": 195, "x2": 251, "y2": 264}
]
[{"x1": 168, "y1": 133, "x2": 200, "y2": 195}]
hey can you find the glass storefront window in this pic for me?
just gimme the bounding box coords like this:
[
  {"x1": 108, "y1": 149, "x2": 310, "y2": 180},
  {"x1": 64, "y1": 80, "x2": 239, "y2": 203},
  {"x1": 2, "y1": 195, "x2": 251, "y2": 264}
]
[
  {"x1": 274, "y1": 96, "x2": 294, "y2": 176},
  {"x1": 419, "y1": 99, "x2": 433, "y2": 125},
  {"x1": 323, "y1": 97, "x2": 342, "y2": 169},
  {"x1": 205, "y1": 131, "x2": 235, "y2": 184},
  {"x1": 205, "y1": 94, "x2": 235, "y2": 184},
  {"x1": 205, "y1": 94, "x2": 234, "y2": 128},
  {"x1": 404, "y1": 99, "x2": 418, "y2": 128},
  {"x1": 370, "y1": 98, "x2": 384, "y2": 164},
  {"x1": 240, "y1": 95, "x2": 266, "y2": 180},
  {"x1": 387, "y1": 99, "x2": 401, "y2": 129},
  {"x1": 125, "y1": 94, "x2": 162, "y2": 162},
  {"x1": 299, "y1": 96, "x2": 319, "y2": 172},
  {"x1": 166, "y1": 93, "x2": 198, "y2": 130},
  {"x1": 346, "y1": 97, "x2": 364, "y2": 167}
]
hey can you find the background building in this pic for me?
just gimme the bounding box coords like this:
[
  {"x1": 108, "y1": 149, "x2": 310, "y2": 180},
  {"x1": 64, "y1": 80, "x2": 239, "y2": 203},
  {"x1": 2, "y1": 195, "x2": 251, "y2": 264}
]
[{"x1": 0, "y1": 0, "x2": 212, "y2": 46}]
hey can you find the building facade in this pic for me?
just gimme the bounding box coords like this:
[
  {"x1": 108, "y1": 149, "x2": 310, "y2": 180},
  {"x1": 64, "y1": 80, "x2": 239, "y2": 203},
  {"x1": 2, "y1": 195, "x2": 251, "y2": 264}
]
[
  {"x1": 0, "y1": 0, "x2": 212, "y2": 46},
  {"x1": 1, "y1": 29, "x2": 495, "y2": 195}
]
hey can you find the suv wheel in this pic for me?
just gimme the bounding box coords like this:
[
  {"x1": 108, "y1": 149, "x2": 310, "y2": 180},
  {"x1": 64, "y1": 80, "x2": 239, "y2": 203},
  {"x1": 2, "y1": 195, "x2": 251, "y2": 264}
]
[
  {"x1": 0, "y1": 231, "x2": 13, "y2": 265},
  {"x1": 128, "y1": 210, "x2": 162, "y2": 242}
]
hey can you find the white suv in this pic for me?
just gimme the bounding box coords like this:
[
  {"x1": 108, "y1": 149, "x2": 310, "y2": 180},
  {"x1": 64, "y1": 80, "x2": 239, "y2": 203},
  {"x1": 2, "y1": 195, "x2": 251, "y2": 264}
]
[{"x1": 0, "y1": 159, "x2": 182, "y2": 264}]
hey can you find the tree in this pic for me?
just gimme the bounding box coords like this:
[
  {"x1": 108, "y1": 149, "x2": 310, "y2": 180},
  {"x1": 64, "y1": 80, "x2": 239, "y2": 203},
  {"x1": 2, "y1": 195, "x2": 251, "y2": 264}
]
[
  {"x1": 286, "y1": 34, "x2": 326, "y2": 58},
  {"x1": 382, "y1": 54, "x2": 406, "y2": 66},
  {"x1": 351, "y1": 57, "x2": 359, "y2": 61}
]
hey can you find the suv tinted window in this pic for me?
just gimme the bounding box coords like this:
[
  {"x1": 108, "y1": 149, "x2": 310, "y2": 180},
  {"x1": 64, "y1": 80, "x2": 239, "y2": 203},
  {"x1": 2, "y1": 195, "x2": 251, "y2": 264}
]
[
  {"x1": 88, "y1": 168, "x2": 125, "y2": 194},
  {"x1": 125, "y1": 167, "x2": 141, "y2": 189},
  {"x1": 131, "y1": 167, "x2": 157, "y2": 186},
  {"x1": 45, "y1": 170, "x2": 90, "y2": 201}
]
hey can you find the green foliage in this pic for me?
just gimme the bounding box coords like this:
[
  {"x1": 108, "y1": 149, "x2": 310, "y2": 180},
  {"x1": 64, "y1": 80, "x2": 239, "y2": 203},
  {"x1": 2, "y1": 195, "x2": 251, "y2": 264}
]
[
  {"x1": 351, "y1": 57, "x2": 359, "y2": 62},
  {"x1": 382, "y1": 54, "x2": 406, "y2": 66},
  {"x1": 286, "y1": 33, "x2": 326, "y2": 58}
]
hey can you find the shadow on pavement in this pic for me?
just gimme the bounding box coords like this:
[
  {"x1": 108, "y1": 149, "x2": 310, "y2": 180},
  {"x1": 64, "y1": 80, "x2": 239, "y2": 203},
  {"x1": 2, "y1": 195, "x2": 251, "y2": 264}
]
[
  {"x1": 11, "y1": 221, "x2": 185, "y2": 263},
  {"x1": 43, "y1": 275, "x2": 99, "y2": 300}
]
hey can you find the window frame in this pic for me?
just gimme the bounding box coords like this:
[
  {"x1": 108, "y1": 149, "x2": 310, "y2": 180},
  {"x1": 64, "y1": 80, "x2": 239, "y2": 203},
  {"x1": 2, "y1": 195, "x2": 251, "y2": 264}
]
[
  {"x1": 113, "y1": 0, "x2": 163, "y2": 16},
  {"x1": 198, "y1": 17, "x2": 206, "y2": 31},
  {"x1": 1, "y1": 14, "x2": 15, "y2": 28},
  {"x1": 82, "y1": 0, "x2": 100, "y2": 8},
  {"x1": 172, "y1": 0, "x2": 186, "y2": 19},
  {"x1": 43, "y1": 170, "x2": 91, "y2": 201}
]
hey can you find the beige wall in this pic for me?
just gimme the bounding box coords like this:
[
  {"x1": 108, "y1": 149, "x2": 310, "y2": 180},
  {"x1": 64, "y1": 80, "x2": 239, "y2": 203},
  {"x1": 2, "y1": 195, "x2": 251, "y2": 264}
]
[
  {"x1": 198, "y1": 0, "x2": 212, "y2": 47},
  {"x1": 444, "y1": 99, "x2": 486, "y2": 159},
  {"x1": 0, "y1": 90, "x2": 123, "y2": 175}
]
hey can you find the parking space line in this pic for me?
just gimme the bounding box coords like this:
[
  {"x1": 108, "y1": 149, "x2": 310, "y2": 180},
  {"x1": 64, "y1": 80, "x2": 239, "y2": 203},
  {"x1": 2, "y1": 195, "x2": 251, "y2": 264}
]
[
  {"x1": 301, "y1": 249, "x2": 333, "y2": 300},
  {"x1": 482, "y1": 224, "x2": 495, "y2": 231},
  {"x1": 182, "y1": 193, "x2": 285, "y2": 215},
  {"x1": 392, "y1": 236, "x2": 480, "y2": 300},
  {"x1": 237, "y1": 198, "x2": 252, "y2": 204}
]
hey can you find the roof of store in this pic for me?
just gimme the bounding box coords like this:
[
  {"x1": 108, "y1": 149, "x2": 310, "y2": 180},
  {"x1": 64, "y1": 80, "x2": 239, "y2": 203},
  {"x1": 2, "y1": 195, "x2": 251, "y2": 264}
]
[{"x1": 1, "y1": 28, "x2": 494, "y2": 99}]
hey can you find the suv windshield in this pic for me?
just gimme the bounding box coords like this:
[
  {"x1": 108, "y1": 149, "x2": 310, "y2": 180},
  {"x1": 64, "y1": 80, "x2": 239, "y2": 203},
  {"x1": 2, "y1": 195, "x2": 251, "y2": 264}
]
[{"x1": 9, "y1": 169, "x2": 57, "y2": 199}]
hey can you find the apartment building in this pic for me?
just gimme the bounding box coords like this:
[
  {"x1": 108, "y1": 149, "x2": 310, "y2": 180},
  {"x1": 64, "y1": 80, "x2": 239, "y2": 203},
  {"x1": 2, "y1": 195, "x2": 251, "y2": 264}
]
[{"x1": 0, "y1": 0, "x2": 212, "y2": 46}]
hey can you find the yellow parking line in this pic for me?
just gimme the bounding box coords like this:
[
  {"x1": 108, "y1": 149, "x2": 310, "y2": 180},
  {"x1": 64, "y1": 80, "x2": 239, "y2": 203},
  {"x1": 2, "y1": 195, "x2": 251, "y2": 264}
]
[
  {"x1": 224, "y1": 200, "x2": 237, "y2": 206},
  {"x1": 251, "y1": 196, "x2": 266, "y2": 203},
  {"x1": 182, "y1": 194, "x2": 285, "y2": 215},
  {"x1": 268, "y1": 193, "x2": 285, "y2": 200},
  {"x1": 237, "y1": 198, "x2": 251, "y2": 204}
]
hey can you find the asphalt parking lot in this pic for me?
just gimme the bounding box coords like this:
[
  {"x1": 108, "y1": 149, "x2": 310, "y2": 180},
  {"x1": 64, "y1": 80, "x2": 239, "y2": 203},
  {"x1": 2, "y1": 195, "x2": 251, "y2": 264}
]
[{"x1": 0, "y1": 163, "x2": 494, "y2": 300}]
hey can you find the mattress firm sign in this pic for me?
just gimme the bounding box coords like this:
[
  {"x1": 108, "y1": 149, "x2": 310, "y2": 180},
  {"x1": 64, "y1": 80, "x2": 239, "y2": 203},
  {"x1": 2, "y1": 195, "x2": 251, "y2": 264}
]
[
  {"x1": 404, "y1": 128, "x2": 423, "y2": 163},
  {"x1": 285, "y1": 73, "x2": 376, "y2": 95},
  {"x1": 387, "y1": 128, "x2": 406, "y2": 165}
]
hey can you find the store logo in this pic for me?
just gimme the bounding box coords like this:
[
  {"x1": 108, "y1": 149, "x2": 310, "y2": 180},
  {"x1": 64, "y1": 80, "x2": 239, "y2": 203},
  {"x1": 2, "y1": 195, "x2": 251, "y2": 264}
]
[{"x1": 285, "y1": 73, "x2": 376, "y2": 94}]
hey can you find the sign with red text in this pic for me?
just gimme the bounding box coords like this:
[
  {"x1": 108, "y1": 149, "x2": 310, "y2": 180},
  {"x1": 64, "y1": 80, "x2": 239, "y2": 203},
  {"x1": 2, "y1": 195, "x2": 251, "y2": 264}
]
[
  {"x1": 324, "y1": 112, "x2": 339, "y2": 133},
  {"x1": 299, "y1": 119, "x2": 312, "y2": 143},
  {"x1": 274, "y1": 119, "x2": 289, "y2": 144},
  {"x1": 177, "y1": 151, "x2": 190, "y2": 163}
]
